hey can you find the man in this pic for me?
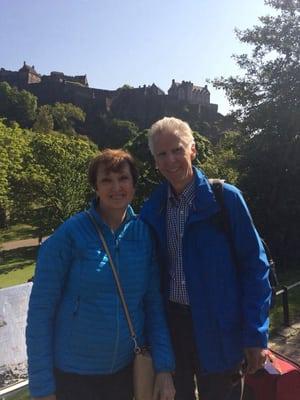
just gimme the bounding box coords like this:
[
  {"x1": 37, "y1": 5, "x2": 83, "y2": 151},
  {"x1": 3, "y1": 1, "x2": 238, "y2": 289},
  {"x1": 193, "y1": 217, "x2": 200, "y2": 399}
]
[{"x1": 140, "y1": 117, "x2": 271, "y2": 400}]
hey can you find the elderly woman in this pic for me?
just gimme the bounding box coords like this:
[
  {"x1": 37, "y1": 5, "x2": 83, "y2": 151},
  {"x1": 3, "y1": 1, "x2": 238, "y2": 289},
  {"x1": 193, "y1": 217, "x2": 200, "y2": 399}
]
[{"x1": 26, "y1": 149, "x2": 175, "y2": 400}]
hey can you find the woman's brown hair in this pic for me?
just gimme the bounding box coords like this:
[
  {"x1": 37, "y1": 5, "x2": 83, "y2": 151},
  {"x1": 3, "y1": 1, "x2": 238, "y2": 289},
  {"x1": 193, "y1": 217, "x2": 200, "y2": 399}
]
[{"x1": 88, "y1": 148, "x2": 138, "y2": 189}]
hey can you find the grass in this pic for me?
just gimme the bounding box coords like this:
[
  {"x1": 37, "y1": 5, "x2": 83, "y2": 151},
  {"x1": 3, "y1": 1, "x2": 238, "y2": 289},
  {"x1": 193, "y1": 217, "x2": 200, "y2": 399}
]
[
  {"x1": 0, "y1": 246, "x2": 37, "y2": 289},
  {"x1": 0, "y1": 224, "x2": 37, "y2": 244},
  {"x1": 1, "y1": 387, "x2": 30, "y2": 400},
  {"x1": 269, "y1": 268, "x2": 300, "y2": 335}
]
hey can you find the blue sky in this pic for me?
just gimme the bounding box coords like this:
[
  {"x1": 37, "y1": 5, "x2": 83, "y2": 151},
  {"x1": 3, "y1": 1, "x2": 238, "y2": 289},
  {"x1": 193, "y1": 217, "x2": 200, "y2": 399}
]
[{"x1": 0, "y1": 0, "x2": 274, "y2": 115}]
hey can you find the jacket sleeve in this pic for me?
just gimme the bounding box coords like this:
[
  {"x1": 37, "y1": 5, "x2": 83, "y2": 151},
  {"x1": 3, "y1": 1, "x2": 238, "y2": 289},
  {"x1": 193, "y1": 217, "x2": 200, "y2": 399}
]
[
  {"x1": 143, "y1": 231, "x2": 175, "y2": 373},
  {"x1": 224, "y1": 184, "x2": 271, "y2": 349},
  {"x1": 26, "y1": 221, "x2": 74, "y2": 397}
]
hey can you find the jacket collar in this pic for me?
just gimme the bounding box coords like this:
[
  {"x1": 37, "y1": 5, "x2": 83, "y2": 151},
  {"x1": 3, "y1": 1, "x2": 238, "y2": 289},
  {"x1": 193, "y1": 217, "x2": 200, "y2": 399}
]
[
  {"x1": 141, "y1": 167, "x2": 220, "y2": 229},
  {"x1": 88, "y1": 198, "x2": 135, "y2": 231}
]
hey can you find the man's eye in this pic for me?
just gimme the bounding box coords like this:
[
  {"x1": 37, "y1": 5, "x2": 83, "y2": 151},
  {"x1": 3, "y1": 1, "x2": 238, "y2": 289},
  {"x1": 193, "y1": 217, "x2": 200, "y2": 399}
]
[
  {"x1": 157, "y1": 152, "x2": 166, "y2": 158},
  {"x1": 174, "y1": 147, "x2": 183, "y2": 153},
  {"x1": 101, "y1": 178, "x2": 110, "y2": 183},
  {"x1": 120, "y1": 175, "x2": 129, "y2": 181}
]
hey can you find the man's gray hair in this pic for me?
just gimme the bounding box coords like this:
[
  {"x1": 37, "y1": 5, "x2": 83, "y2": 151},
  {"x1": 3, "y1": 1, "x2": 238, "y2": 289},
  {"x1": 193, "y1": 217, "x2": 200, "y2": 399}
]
[{"x1": 148, "y1": 117, "x2": 195, "y2": 154}]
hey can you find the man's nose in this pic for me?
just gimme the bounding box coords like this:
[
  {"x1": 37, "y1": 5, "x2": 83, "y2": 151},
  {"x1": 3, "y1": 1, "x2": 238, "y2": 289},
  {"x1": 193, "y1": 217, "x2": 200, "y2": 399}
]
[{"x1": 166, "y1": 152, "x2": 176, "y2": 163}]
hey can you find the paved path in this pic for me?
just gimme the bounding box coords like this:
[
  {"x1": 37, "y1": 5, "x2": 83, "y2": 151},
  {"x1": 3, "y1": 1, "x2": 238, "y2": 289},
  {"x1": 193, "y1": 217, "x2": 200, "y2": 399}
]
[
  {"x1": 269, "y1": 322, "x2": 300, "y2": 363},
  {"x1": 0, "y1": 238, "x2": 41, "y2": 251}
]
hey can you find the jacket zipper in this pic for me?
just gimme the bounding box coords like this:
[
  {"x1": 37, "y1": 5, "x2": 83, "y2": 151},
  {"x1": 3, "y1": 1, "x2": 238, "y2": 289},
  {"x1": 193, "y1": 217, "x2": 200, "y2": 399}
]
[{"x1": 73, "y1": 295, "x2": 80, "y2": 316}]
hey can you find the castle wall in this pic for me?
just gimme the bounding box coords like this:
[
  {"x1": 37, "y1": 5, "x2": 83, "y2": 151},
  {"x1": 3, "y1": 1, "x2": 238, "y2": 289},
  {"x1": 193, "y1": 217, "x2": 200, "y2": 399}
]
[
  {"x1": 0, "y1": 70, "x2": 27, "y2": 89},
  {"x1": 0, "y1": 65, "x2": 219, "y2": 129}
]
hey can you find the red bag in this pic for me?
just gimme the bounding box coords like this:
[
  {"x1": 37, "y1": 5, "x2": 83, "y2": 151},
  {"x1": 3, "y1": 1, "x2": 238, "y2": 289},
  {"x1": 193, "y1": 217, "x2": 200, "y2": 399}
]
[{"x1": 245, "y1": 349, "x2": 300, "y2": 400}]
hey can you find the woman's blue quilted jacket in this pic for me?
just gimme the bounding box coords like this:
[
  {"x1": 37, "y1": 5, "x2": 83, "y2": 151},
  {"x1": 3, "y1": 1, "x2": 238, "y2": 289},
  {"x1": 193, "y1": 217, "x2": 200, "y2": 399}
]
[{"x1": 26, "y1": 203, "x2": 175, "y2": 397}]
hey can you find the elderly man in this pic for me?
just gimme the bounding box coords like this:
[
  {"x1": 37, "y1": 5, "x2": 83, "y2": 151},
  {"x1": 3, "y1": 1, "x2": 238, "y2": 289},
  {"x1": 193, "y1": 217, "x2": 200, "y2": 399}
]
[{"x1": 140, "y1": 117, "x2": 271, "y2": 400}]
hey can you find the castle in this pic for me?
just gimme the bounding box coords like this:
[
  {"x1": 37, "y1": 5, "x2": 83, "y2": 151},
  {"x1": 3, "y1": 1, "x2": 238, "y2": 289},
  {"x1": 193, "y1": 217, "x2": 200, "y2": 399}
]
[{"x1": 0, "y1": 63, "x2": 218, "y2": 128}]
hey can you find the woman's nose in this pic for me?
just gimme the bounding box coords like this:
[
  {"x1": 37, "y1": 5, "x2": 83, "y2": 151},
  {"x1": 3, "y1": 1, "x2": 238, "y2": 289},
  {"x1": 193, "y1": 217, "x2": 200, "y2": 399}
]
[{"x1": 111, "y1": 180, "x2": 121, "y2": 190}]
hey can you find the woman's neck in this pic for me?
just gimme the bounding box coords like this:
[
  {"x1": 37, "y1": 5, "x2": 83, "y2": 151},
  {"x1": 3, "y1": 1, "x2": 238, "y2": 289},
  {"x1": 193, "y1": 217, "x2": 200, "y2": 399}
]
[{"x1": 97, "y1": 205, "x2": 127, "y2": 231}]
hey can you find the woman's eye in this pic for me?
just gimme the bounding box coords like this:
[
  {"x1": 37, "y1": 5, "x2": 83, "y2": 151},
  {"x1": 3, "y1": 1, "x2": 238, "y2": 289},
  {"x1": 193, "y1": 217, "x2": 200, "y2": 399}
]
[{"x1": 120, "y1": 175, "x2": 129, "y2": 181}]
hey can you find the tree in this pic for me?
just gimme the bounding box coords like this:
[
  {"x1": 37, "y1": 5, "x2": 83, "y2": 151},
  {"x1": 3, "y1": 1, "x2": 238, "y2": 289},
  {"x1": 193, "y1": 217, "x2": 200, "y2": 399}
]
[
  {"x1": 214, "y1": 0, "x2": 300, "y2": 135},
  {"x1": 118, "y1": 84, "x2": 134, "y2": 90},
  {"x1": 125, "y1": 129, "x2": 159, "y2": 210},
  {"x1": 11, "y1": 132, "x2": 98, "y2": 234},
  {"x1": 51, "y1": 102, "x2": 86, "y2": 135},
  {"x1": 0, "y1": 120, "x2": 32, "y2": 226},
  {"x1": 213, "y1": 0, "x2": 300, "y2": 268},
  {"x1": 33, "y1": 105, "x2": 54, "y2": 133},
  {"x1": 0, "y1": 119, "x2": 98, "y2": 233},
  {"x1": 100, "y1": 118, "x2": 139, "y2": 149},
  {"x1": 0, "y1": 82, "x2": 37, "y2": 127},
  {"x1": 201, "y1": 131, "x2": 243, "y2": 185}
]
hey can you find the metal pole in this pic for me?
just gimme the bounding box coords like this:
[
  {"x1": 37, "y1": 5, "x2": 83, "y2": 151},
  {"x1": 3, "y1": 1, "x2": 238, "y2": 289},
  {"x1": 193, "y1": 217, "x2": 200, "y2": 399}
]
[{"x1": 282, "y1": 286, "x2": 290, "y2": 327}]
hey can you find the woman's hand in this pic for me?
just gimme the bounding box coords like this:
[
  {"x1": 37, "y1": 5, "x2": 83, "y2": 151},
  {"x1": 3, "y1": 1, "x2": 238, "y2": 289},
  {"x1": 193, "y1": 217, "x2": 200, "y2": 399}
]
[
  {"x1": 152, "y1": 372, "x2": 175, "y2": 400},
  {"x1": 32, "y1": 395, "x2": 56, "y2": 400}
]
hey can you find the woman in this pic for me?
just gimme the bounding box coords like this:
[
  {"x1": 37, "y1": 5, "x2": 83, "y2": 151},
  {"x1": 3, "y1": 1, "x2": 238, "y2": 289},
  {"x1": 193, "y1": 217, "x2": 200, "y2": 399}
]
[{"x1": 26, "y1": 149, "x2": 175, "y2": 400}]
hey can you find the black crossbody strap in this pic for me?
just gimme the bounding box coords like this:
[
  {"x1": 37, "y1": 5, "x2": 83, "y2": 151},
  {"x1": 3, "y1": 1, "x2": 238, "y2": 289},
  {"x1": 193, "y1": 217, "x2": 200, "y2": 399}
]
[
  {"x1": 85, "y1": 210, "x2": 141, "y2": 353},
  {"x1": 209, "y1": 179, "x2": 240, "y2": 269}
]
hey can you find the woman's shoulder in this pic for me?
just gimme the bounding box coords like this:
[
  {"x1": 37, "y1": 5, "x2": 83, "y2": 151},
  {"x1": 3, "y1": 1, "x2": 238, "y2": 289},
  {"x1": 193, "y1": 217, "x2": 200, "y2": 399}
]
[
  {"x1": 123, "y1": 212, "x2": 152, "y2": 242},
  {"x1": 42, "y1": 211, "x2": 89, "y2": 246}
]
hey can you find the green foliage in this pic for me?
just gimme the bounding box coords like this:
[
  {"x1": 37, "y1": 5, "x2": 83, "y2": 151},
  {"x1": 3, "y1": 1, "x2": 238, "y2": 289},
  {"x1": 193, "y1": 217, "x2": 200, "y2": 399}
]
[
  {"x1": 98, "y1": 118, "x2": 139, "y2": 149},
  {"x1": 125, "y1": 129, "x2": 160, "y2": 210},
  {"x1": 192, "y1": 131, "x2": 213, "y2": 165},
  {"x1": 201, "y1": 131, "x2": 243, "y2": 184},
  {"x1": 11, "y1": 132, "x2": 98, "y2": 233},
  {"x1": 33, "y1": 105, "x2": 54, "y2": 133},
  {"x1": 0, "y1": 120, "x2": 32, "y2": 226},
  {"x1": 213, "y1": 0, "x2": 300, "y2": 135},
  {"x1": 0, "y1": 121, "x2": 98, "y2": 233},
  {"x1": 51, "y1": 102, "x2": 86, "y2": 135},
  {"x1": 0, "y1": 82, "x2": 37, "y2": 127},
  {"x1": 32, "y1": 102, "x2": 85, "y2": 135},
  {"x1": 0, "y1": 82, "x2": 85, "y2": 134},
  {"x1": 237, "y1": 132, "x2": 300, "y2": 269},
  {"x1": 270, "y1": 267, "x2": 300, "y2": 334},
  {"x1": 212, "y1": 0, "x2": 300, "y2": 269},
  {"x1": 118, "y1": 84, "x2": 134, "y2": 90}
]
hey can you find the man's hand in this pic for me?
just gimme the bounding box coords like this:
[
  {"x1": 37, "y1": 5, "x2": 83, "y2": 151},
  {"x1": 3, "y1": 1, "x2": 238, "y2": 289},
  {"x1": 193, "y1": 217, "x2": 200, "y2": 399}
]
[
  {"x1": 152, "y1": 372, "x2": 175, "y2": 400},
  {"x1": 32, "y1": 395, "x2": 56, "y2": 400},
  {"x1": 244, "y1": 347, "x2": 268, "y2": 374}
]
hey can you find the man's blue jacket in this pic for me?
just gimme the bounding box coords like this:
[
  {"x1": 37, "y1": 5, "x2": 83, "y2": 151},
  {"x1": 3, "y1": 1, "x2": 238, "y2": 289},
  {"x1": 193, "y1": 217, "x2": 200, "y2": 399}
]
[
  {"x1": 26, "y1": 202, "x2": 175, "y2": 397},
  {"x1": 140, "y1": 168, "x2": 271, "y2": 373}
]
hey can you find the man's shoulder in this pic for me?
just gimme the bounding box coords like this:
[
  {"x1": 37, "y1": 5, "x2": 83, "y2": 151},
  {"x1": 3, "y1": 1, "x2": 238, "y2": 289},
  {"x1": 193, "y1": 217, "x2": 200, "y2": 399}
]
[
  {"x1": 141, "y1": 182, "x2": 167, "y2": 216},
  {"x1": 222, "y1": 182, "x2": 241, "y2": 198}
]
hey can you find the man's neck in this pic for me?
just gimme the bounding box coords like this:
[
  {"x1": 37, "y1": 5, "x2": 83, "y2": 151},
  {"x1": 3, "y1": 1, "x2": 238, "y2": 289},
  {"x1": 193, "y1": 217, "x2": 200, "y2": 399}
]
[{"x1": 171, "y1": 174, "x2": 195, "y2": 196}]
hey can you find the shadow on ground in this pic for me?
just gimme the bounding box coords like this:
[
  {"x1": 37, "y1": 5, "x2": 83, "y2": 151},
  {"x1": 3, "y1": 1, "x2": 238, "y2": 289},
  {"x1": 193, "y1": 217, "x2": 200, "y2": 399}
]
[{"x1": 0, "y1": 246, "x2": 37, "y2": 275}]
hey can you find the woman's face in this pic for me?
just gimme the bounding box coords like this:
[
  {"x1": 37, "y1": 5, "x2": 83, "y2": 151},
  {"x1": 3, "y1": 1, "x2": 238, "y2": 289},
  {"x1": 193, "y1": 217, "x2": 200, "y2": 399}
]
[{"x1": 95, "y1": 162, "x2": 135, "y2": 213}]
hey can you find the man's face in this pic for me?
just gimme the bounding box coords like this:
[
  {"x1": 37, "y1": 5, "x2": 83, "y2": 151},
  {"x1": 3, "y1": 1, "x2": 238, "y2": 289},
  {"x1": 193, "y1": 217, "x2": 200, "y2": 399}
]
[{"x1": 152, "y1": 131, "x2": 196, "y2": 194}]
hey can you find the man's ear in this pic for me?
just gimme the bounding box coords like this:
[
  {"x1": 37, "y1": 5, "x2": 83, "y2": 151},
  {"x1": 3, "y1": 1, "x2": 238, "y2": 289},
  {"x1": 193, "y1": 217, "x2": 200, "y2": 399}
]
[{"x1": 191, "y1": 143, "x2": 197, "y2": 160}]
